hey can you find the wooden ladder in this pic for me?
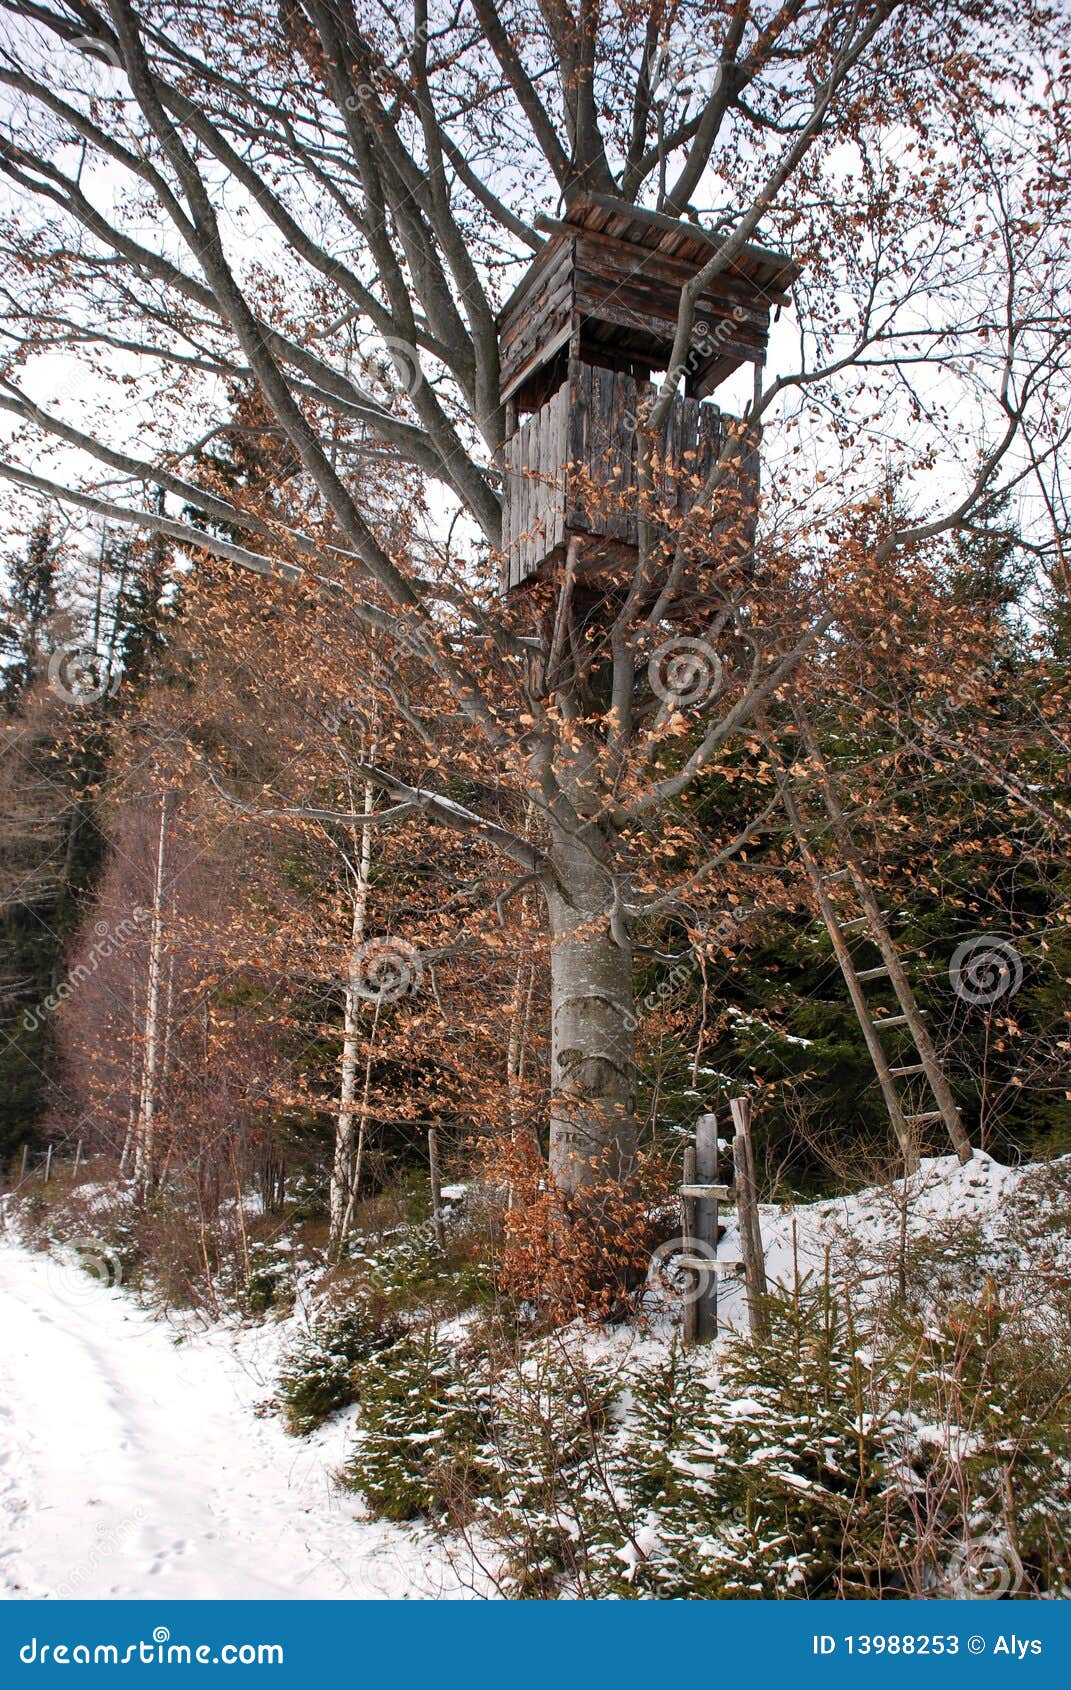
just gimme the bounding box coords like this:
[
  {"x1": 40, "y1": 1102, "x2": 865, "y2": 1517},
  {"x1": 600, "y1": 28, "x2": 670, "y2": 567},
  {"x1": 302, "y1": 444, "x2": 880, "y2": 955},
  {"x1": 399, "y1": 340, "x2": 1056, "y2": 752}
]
[
  {"x1": 770, "y1": 711, "x2": 972, "y2": 1172},
  {"x1": 678, "y1": 1104, "x2": 768, "y2": 1342}
]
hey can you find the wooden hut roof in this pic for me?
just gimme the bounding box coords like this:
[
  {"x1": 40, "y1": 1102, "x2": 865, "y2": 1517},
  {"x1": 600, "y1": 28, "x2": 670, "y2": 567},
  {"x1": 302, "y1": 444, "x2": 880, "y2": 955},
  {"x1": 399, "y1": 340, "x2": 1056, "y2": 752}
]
[{"x1": 498, "y1": 195, "x2": 799, "y2": 405}]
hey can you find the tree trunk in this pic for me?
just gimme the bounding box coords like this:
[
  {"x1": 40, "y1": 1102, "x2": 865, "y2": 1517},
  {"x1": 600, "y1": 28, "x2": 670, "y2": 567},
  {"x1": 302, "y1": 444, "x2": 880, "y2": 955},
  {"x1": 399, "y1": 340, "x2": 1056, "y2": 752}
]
[
  {"x1": 328, "y1": 775, "x2": 375, "y2": 1253},
  {"x1": 133, "y1": 790, "x2": 171, "y2": 1195},
  {"x1": 546, "y1": 824, "x2": 637, "y2": 1195},
  {"x1": 506, "y1": 952, "x2": 535, "y2": 1131},
  {"x1": 337, "y1": 996, "x2": 381, "y2": 1249},
  {"x1": 119, "y1": 958, "x2": 141, "y2": 1176}
]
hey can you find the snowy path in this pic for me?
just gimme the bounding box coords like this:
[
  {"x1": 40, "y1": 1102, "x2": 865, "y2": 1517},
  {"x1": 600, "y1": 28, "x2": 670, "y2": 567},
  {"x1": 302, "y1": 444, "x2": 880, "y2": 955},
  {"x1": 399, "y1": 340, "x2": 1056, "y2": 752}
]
[{"x1": 0, "y1": 1236, "x2": 472, "y2": 1600}]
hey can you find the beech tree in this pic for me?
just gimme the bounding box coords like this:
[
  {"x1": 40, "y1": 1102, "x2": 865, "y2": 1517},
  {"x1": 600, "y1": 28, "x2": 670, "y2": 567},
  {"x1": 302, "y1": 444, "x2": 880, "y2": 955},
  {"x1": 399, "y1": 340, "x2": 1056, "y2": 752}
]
[{"x1": 0, "y1": 1, "x2": 1068, "y2": 1197}]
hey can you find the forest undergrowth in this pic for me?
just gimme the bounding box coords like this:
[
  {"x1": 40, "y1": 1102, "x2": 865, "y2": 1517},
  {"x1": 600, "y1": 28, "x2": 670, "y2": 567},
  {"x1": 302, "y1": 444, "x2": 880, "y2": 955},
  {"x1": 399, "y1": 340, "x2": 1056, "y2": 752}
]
[{"x1": 7, "y1": 1149, "x2": 1070, "y2": 1601}]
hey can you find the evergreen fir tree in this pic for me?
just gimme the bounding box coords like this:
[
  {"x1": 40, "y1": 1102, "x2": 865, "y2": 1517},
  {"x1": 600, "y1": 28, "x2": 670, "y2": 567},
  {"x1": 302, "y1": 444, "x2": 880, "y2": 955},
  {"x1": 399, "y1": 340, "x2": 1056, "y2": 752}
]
[
  {"x1": 0, "y1": 515, "x2": 60, "y2": 706},
  {"x1": 113, "y1": 528, "x2": 170, "y2": 690}
]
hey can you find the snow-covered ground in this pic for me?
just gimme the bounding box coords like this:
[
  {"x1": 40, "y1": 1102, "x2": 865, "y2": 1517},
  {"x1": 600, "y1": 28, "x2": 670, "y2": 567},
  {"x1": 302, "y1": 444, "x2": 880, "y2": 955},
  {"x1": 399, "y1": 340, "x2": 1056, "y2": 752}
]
[
  {"x1": 582, "y1": 1149, "x2": 1071, "y2": 1382},
  {"x1": 0, "y1": 1235, "x2": 474, "y2": 1601},
  {"x1": 711, "y1": 1149, "x2": 1071, "y2": 1330},
  {"x1": 2, "y1": 1150, "x2": 1066, "y2": 1601}
]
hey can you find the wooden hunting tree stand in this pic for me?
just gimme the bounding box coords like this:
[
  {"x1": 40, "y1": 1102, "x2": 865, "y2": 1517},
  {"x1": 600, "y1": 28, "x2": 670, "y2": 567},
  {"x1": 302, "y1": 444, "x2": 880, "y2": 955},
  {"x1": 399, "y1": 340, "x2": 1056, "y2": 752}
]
[
  {"x1": 495, "y1": 196, "x2": 797, "y2": 1199},
  {"x1": 498, "y1": 195, "x2": 798, "y2": 593}
]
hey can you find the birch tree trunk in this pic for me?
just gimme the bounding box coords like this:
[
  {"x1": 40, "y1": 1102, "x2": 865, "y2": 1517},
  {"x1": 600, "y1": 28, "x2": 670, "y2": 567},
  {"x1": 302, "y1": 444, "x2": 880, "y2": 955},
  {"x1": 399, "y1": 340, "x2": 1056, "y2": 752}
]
[
  {"x1": 506, "y1": 954, "x2": 536, "y2": 1133},
  {"x1": 328, "y1": 774, "x2": 375, "y2": 1252},
  {"x1": 337, "y1": 996, "x2": 382, "y2": 1248},
  {"x1": 119, "y1": 958, "x2": 140, "y2": 1176},
  {"x1": 133, "y1": 790, "x2": 172, "y2": 1195}
]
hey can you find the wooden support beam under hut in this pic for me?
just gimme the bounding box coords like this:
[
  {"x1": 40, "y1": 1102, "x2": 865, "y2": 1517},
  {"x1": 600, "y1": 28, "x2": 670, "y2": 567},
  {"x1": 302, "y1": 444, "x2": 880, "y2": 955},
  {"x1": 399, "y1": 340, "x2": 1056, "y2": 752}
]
[{"x1": 498, "y1": 195, "x2": 799, "y2": 593}]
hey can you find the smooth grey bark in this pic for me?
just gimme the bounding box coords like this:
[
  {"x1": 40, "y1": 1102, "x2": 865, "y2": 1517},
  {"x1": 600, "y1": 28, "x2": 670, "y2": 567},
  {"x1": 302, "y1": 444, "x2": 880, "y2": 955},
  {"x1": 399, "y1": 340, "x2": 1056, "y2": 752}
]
[{"x1": 546, "y1": 820, "x2": 636, "y2": 1194}]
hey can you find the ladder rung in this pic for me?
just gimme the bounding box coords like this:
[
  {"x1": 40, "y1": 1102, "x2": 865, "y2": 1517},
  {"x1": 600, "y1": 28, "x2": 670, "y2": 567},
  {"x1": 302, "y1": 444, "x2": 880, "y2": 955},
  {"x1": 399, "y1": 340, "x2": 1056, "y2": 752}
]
[
  {"x1": 889, "y1": 1063, "x2": 927, "y2": 1078},
  {"x1": 840, "y1": 915, "x2": 870, "y2": 932},
  {"x1": 856, "y1": 965, "x2": 890, "y2": 981},
  {"x1": 905, "y1": 1110, "x2": 944, "y2": 1124},
  {"x1": 872, "y1": 1013, "x2": 911, "y2": 1029},
  {"x1": 822, "y1": 867, "x2": 852, "y2": 884},
  {"x1": 676, "y1": 1256, "x2": 742, "y2": 1276},
  {"x1": 679, "y1": 1183, "x2": 731, "y2": 1201}
]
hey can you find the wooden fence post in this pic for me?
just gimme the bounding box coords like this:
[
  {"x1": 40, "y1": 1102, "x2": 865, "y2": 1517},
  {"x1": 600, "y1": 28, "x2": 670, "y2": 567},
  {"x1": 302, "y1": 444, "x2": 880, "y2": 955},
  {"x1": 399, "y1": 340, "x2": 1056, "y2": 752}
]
[
  {"x1": 681, "y1": 1145, "x2": 698, "y2": 1345},
  {"x1": 73, "y1": 1139, "x2": 83, "y2": 1176},
  {"x1": 19, "y1": 1144, "x2": 28, "y2": 1184},
  {"x1": 693, "y1": 1112, "x2": 720, "y2": 1343},
  {"x1": 43, "y1": 1144, "x2": 53, "y2": 1184},
  {"x1": 730, "y1": 1096, "x2": 768, "y2": 1339},
  {"x1": 427, "y1": 1125, "x2": 445, "y2": 1251}
]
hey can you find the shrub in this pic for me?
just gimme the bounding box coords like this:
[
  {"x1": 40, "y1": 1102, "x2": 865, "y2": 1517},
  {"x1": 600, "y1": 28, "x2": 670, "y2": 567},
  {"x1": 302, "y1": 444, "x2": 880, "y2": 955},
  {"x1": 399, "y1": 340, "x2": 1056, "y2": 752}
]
[
  {"x1": 18, "y1": 1179, "x2": 146, "y2": 1292},
  {"x1": 353, "y1": 1225, "x2": 494, "y2": 1319},
  {"x1": 339, "y1": 1328, "x2": 494, "y2": 1522},
  {"x1": 476, "y1": 1342, "x2": 619, "y2": 1595},
  {"x1": 580, "y1": 1281, "x2": 1071, "y2": 1600},
  {"x1": 340, "y1": 1323, "x2": 620, "y2": 1591},
  {"x1": 243, "y1": 1241, "x2": 296, "y2": 1316},
  {"x1": 495, "y1": 1139, "x2": 676, "y2": 1321},
  {"x1": 277, "y1": 1292, "x2": 403, "y2": 1435},
  {"x1": 577, "y1": 1286, "x2": 919, "y2": 1600},
  {"x1": 886, "y1": 1289, "x2": 1071, "y2": 1598}
]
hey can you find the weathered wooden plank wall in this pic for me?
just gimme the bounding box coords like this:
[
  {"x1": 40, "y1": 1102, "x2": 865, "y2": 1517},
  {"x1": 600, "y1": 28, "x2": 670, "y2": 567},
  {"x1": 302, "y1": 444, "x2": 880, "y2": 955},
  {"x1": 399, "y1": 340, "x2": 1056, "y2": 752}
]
[
  {"x1": 503, "y1": 365, "x2": 731, "y2": 588},
  {"x1": 503, "y1": 381, "x2": 569, "y2": 590}
]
